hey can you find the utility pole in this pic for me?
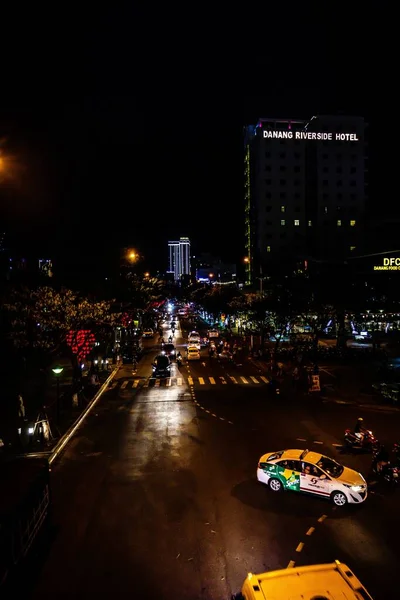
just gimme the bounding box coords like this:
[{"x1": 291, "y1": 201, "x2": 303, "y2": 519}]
[{"x1": 259, "y1": 265, "x2": 266, "y2": 296}]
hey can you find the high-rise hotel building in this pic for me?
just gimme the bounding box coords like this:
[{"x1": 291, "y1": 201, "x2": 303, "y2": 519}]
[
  {"x1": 168, "y1": 237, "x2": 191, "y2": 281},
  {"x1": 244, "y1": 115, "x2": 367, "y2": 283}
]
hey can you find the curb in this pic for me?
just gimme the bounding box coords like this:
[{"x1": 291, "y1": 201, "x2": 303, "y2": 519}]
[{"x1": 48, "y1": 365, "x2": 120, "y2": 465}]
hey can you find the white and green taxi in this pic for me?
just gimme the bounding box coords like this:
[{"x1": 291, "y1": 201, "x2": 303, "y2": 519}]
[{"x1": 257, "y1": 449, "x2": 367, "y2": 506}]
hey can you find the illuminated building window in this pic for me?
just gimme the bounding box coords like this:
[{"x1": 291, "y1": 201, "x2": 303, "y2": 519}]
[
  {"x1": 350, "y1": 246, "x2": 356, "y2": 251},
  {"x1": 308, "y1": 220, "x2": 312, "y2": 226},
  {"x1": 350, "y1": 220, "x2": 356, "y2": 226},
  {"x1": 337, "y1": 220, "x2": 342, "y2": 226},
  {"x1": 294, "y1": 220, "x2": 300, "y2": 226},
  {"x1": 267, "y1": 246, "x2": 271, "y2": 253},
  {"x1": 280, "y1": 220, "x2": 286, "y2": 226},
  {"x1": 324, "y1": 206, "x2": 328, "y2": 213},
  {"x1": 280, "y1": 205, "x2": 285, "y2": 212}
]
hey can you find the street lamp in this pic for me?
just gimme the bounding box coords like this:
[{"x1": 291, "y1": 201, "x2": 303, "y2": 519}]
[
  {"x1": 52, "y1": 365, "x2": 64, "y2": 424},
  {"x1": 126, "y1": 249, "x2": 139, "y2": 263}
]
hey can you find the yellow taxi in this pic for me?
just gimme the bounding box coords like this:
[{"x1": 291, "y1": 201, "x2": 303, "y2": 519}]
[
  {"x1": 234, "y1": 561, "x2": 373, "y2": 599},
  {"x1": 187, "y1": 346, "x2": 201, "y2": 361}
]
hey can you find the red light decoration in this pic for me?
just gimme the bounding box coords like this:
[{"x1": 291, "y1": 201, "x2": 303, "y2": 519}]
[
  {"x1": 121, "y1": 312, "x2": 132, "y2": 328},
  {"x1": 66, "y1": 329, "x2": 96, "y2": 362}
]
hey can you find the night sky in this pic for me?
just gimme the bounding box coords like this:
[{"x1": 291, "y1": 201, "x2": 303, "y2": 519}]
[{"x1": 0, "y1": 6, "x2": 387, "y2": 276}]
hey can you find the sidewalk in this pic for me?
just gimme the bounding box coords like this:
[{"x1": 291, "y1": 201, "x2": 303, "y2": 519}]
[
  {"x1": 1, "y1": 367, "x2": 114, "y2": 456},
  {"x1": 249, "y1": 356, "x2": 400, "y2": 410}
]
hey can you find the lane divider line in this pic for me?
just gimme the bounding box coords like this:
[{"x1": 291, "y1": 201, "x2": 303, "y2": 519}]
[
  {"x1": 313, "y1": 441, "x2": 323, "y2": 445},
  {"x1": 288, "y1": 513, "x2": 329, "y2": 570},
  {"x1": 296, "y1": 438, "x2": 307, "y2": 442},
  {"x1": 287, "y1": 560, "x2": 296, "y2": 569}
]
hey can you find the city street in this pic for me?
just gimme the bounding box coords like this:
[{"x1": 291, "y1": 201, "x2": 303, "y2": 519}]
[{"x1": 24, "y1": 322, "x2": 399, "y2": 600}]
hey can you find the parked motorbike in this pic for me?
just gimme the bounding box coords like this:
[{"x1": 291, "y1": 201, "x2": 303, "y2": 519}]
[{"x1": 344, "y1": 428, "x2": 379, "y2": 451}]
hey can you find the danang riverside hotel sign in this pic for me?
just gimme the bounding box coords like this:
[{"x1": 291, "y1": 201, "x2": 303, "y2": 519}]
[
  {"x1": 374, "y1": 258, "x2": 400, "y2": 271},
  {"x1": 263, "y1": 130, "x2": 359, "y2": 141}
]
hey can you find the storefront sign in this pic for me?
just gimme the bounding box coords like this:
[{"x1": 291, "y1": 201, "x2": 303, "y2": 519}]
[
  {"x1": 263, "y1": 130, "x2": 359, "y2": 141},
  {"x1": 373, "y1": 257, "x2": 400, "y2": 271}
]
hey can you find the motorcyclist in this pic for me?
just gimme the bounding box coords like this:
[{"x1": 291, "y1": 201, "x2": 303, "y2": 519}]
[
  {"x1": 168, "y1": 335, "x2": 173, "y2": 343},
  {"x1": 393, "y1": 443, "x2": 400, "y2": 466},
  {"x1": 176, "y1": 351, "x2": 182, "y2": 365},
  {"x1": 354, "y1": 417, "x2": 366, "y2": 441},
  {"x1": 373, "y1": 445, "x2": 390, "y2": 473}
]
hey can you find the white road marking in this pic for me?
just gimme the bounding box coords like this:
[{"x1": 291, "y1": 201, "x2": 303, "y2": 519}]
[
  {"x1": 143, "y1": 379, "x2": 150, "y2": 387},
  {"x1": 306, "y1": 527, "x2": 315, "y2": 536},
  {"x1": 230, "y1": 376, "x2": 238, "y2": 384},
  {"x1": 120, "y1": 380, "x2": 128, "y2": 389},
  {"x1": 209, "y1": 377, "x2": 216, "y2": 384},
  {"x1": 133, "y1": 380, "x2": 139, "y2": 388},
  {"x1": 155, "y1": 379, "x2": 160, "y2": 387},
  {"x1": 177, "y1": 377, "x2": 183, "y2": 385},
  {"x1": 109, "y1": 382, "x2": 118, "y2": 390},
  {"x1": 320, "y1": 368, "x2": 337, "y2": 378},
  {"x1": 250, "y1": 376, "x2": 259, "y2": 383},
  {"x1": 220, "y1": 377, "x2": 227, "y2": 384},
  {"x1": 296, "y1": 542, "x2": 304, "y2": 552},
  {"x1": 260, "y1": 376, "x2": 269, "y2": 383},
  {"x1": 240, "y1": 376, "x2": 249, "y2": 384},
  {"x1": 313, "y1": 440, "x2": 323, "y2": 444},
  {"x1": 198, "y1": 377, "x2": 205, "y2": 385},
  {"x1": 332, "y1": 443, "x2": 342, "y2": 447},
  {"x1": 318, "y1": 514, "x2": 327, "y2": 523},
  {"x1": 287, "y1": 560, "x2": 296, "y2": 568},
  {"x1": 188, "y1": 376, "x2": 193, "y2": 385},
  {"x1": 166, "y1": 378, "x2": 171, "y2": 387},
  {"x1": 201, "y1": 362, "x2": 206, "y2": 367},
  {"x1": 296, "y1": 438, "x2": 307, "y2": 442}
]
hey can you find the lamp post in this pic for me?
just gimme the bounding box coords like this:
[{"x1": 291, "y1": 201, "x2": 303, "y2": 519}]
[{"x1": 52, "y1": 366, "x2": 64, "y2": 424}]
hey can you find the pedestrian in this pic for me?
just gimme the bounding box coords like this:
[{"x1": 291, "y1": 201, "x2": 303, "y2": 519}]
[{"x1": 17, "y1": 393, "x2": 26, "y2": 419}]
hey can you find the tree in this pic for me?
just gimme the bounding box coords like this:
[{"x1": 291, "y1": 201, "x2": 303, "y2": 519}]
[
  {"x1": 191, "y1": 284, "x2": 241, "y2": 323},
  {"x1": 2, "y1": 285, "x2": 120, "y2": 378}
]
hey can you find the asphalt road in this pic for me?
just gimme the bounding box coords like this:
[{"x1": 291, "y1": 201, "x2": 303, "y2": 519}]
[{"x1": 24, "y1": 319, "x2": 399, "y2": 600}]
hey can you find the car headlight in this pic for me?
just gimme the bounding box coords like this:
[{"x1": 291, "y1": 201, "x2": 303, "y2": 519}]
[
  {"x1": 171, "y1": 351, "x2": 175, "y2": 355},
  {"x1": 351, "y1": 485, "x2": 364, "y2": 492},
  {"x1": 343, "y1": 483, "x2": 364, "y2": 492}
]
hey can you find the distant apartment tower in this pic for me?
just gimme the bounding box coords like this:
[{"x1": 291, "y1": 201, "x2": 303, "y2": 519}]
[
  {"x1": 244, "y1": 115, "x2": 367, "y2": 282},
  {"x1": 168, "y1": 237, "x2": 191, "y2": 281}
]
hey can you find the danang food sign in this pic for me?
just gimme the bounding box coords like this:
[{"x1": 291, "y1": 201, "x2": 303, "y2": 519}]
[
  {"x1": 263, "y1": 130, "x2": 359, "y2": 141},
  {"x1": 374, "y1": 258, "x2": 400, "y2": 271}
]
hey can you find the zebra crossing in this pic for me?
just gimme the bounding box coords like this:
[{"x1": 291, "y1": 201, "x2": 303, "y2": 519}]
[{"x1": 112, "y1": 374, "x2": 270, "y2": 390}]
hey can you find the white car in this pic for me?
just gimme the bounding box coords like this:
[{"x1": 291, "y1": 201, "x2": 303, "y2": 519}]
[
  {"x1": 187, "y1": 346, "x2": 201, "y2": 361},
  {"x1": 208, "y1": 329, "x2": 219, "y2": 339},
  {"x1": 257, "y1": 449, "x2": 367, "y2": 507}
]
